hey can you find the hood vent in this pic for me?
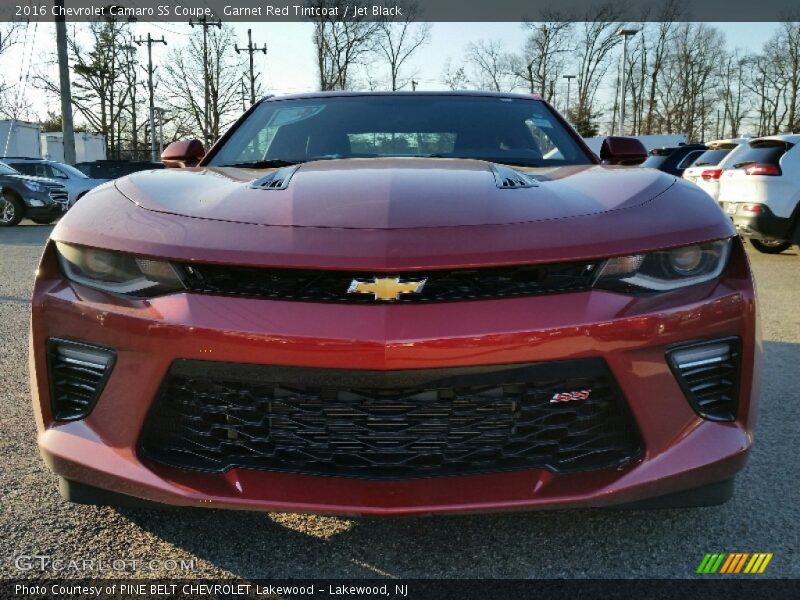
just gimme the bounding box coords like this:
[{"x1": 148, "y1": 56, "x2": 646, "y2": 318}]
[
  {"x1": 491, "y1": 164, "x2": 538, "y2": 189},
  {"x1": 250, "y1": 165, "x2": 300, "y2": 190}
]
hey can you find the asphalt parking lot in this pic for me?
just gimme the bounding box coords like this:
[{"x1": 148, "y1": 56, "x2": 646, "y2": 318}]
[{"x1": 1, "y1": 222, "x2": 798, "y2": 580}]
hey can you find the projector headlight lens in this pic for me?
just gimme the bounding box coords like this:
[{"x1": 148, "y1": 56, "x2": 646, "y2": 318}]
[
  {"x1": 55, "y1": 242, "x2": 184, "y2": 297},
  {"x1": 595, "y1": 239, "x2": 731, "y2": 292}
]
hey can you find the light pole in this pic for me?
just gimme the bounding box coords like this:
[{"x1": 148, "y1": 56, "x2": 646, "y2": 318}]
[
  {"x1": 617, "y1": 28, "x2": 639, "y2": 136},
  {"x1": 562, "y1": 75, "x2": 576, "y2": 116}
]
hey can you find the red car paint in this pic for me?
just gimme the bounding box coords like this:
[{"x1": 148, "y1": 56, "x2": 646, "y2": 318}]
[{"x1": 30, "y1": 92, "x2": 759, "y2": 515}]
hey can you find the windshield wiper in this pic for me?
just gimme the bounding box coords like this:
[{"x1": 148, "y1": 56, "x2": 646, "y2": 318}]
[
  {"x1": 733, "y1": 160, "x2": 755, "y2": 169},
  {"x1": 217, "y1": 159, "x2": 302, "y2": 168}
]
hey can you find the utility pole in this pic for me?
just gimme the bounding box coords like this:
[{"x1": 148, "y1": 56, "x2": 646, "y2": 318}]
[
  {"x1": 54, "y1": 0, "x2": 76, "y2": 165},
  {"x1": 235, "y1": 28, "x2": 267, "y2": 106},
  {"x1": 154, "y1": 107, "x2": 167, "y2": 154},
  {"x1": 240, "y1": 77, "x2": 247, "y2": 112},
  {"x1": 411, "y1": 80, "x2": 418, "y2": 91},
  {"x1": 190, "y1": 16, "x2": 222, "y2": 144},
  {"x1": 134, "y1": 33, "x2": 167, "y2": 162},
  {"x1": 617, "y1": 28, "x2": 639, "y2": 136},
  {"x1": 563, "y1": 75, "x2": 575, "y2": 116}
]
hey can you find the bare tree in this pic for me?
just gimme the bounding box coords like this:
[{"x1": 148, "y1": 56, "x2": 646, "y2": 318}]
[
  {"x1": 441, "y1": 59, "x2": 469, "y2": 90},
  {"x1": 512, "y1": 16, "x2": 573, "y2": 101},
  {"x1": 770, "y1": 20, "x2": 800, "y2": 132},
  {"x1": 658, "y1": 23, "x2": 723, "y2": 140},
  {"x1": 0, "y1": 22, "x2": 20, "y2": 116},
  {"x1": 570, "y1": 4, "x2": 622, "y2": 136},
  {"x1": 717, "y1": 49, "x2": 751, "y2": 137},
  {"x1": 641, "y1": 0, "x2": 683, "y2": 134},
  {"x1": 160, "y1": 24, "x2": 247, "y2": 146},
  {"x1": 375, "y1": 3, "x2": 431, "y2": 90},
  {"x1": 466, "y1": 39, "x2": 515, "y2": 92},
  {"x1": 311, "y1": 0, "x2": 382, "y2": 90},
  {"x1": 34, "y1": 19, "x2": 134, "y2": 155}
]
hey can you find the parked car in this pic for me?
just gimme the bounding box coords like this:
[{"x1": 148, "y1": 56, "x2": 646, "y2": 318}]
[
  {"x1": 74, "y1": 159, "x2": 164, "y2": 180},
  {"x1": 681, "y1": 138, "x2": 749, "y2": 202},
  {"x1": 639, "y1": 143, "x2": 707, "y2": 177},
  {"x1": 4, "y1": 157, "x2": 106, "y2": 206},
  {"x1": 0, "y1": 160, "x2": 68, "y2": 226},
  {"x1": 31, "y1": 91, "x2": 757, "y2": 514},
  {"x1": 718, "y1": 134, "x2": 800, "y2": 253}
]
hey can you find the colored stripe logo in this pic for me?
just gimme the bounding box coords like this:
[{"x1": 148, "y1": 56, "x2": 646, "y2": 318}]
[{"x1": 696, "y1": 553, "x2": 773, "y2": 574}]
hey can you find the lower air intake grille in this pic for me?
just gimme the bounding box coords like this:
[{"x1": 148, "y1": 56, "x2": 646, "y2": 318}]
[
  {"x1": 47, "y1": 339, "x2": 115, "y2": 421},
  {"x1": 140, "y1": 359, "x2": 642, "y2": 479},
  {"x1": 667, "y1": 337, "x2": 741, "y2": 421}
]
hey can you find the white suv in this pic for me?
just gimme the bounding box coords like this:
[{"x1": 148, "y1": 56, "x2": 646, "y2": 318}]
[
  {"x1": 717, "y1": 134, "x2": 800, "y2": 254},
  {"x1": 682, "y1": 138, "x2": 749, "y2": 202}
]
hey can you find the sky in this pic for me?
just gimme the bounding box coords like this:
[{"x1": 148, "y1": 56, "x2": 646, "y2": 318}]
[{"x1": 0, "y1": 20, "x2": 782, "y2": 125}]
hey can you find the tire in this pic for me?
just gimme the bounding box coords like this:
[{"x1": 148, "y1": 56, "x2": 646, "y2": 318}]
[
  {"x1": 0, "y1": 191, "x2": 24, "y2": 227},
  {"x1": 31, "y1": 218, "x2": 56, "y2": 225},
  {"x1": 750, "y1": 238, "x2": 792, "y2": 254}
]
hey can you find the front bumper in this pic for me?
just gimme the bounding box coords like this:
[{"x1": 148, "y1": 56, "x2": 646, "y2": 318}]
[
  {"x1": 30, "y1": 241, "x2": 759, "y2": 515},
  {"x1": 25, "y1": 204, "x2": 67, "y2": 220}
]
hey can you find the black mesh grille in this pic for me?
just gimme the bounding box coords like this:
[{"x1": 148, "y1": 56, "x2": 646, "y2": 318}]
[
  {"x1": 140, "y1": 360, "x2": 642, "y2": 478},
  {"x1": 667, "y1": 337, "x2": 741, "y2": 421},
  {"x1": 177, "y1": 261, "x2": 599, "y2": 303},
  {"x1": 47, "y1": 339, "x2": 115, "y2": 421}
]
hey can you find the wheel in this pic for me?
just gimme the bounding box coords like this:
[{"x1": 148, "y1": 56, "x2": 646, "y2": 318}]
[
  {"x1": 31, "y1": 218, "x2": 56, "y2": 225},
  {"x1": 0, "y1": 191, "x2": 24, "y2": 227},
  {"x1": 750, "y1": 238, "x2": 792, "y2": 254}
]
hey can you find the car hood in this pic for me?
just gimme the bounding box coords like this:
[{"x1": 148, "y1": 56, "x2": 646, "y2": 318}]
[{"x1": 115, "y1": 159, "x2": 675, "y2": 229}]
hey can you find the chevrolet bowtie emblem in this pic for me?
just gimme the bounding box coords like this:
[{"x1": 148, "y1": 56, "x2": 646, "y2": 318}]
[{"x1": 347, "y1": 277, "x2": 427, "y2": 301}]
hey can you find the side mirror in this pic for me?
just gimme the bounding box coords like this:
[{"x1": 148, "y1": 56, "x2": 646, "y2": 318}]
[
  {"x1": 599, "y1": 136, "x2": 648, "y2": 166},
  {"x1": 161, "y1": 139, "x2": 205, "y2": 168}
]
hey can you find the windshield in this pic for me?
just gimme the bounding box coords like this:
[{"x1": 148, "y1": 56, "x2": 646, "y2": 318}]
[
  {"x1": 690, "y1": 148, "x2": 731, "y2": 167},
  {"x1": 640, "y1": 155, "x2": 669, "y2": 168},
  {"x1": 0, "y1": 162, "x2": 20, "y2": 175},
  {"x1": 209, "y1": 95, "x2": 593, "y2": 168},
  {"x1": 732, "y1": 140, "x2": 793, "y2": 168},
  {"x1": 57, "y1": 163, "x2": 89, "y2": 179}
]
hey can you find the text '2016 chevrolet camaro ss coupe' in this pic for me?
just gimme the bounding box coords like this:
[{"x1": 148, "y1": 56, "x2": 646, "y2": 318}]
[{"x1": 30, "y1": 92, "x2": 759, "y2": 515}]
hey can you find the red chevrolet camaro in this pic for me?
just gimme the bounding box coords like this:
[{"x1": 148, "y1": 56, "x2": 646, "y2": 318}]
[{"x1": 30, "y1": 92, "x2": 759, "y2": 515}]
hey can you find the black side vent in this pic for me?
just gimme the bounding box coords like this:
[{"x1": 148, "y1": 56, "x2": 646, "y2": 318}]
[
  {"x1": 491, "y1": 164, "x2": 538, "y2": 189},
  {"x1": 47, "y1": 339, "x2": 116, "y2": 421},
  {"x1": 249, "y1": 165, "x2": 300, "y2": 190},
  {"x1": 667, "y1": 337, "x2": 741, "y2": 422}
]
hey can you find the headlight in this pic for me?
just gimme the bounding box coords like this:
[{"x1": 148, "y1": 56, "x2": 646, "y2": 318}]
[
  {"x1": 55, "y1": 242, "x2": 185, "y2": 296},
  {"x1": 594, "y1": 239, "x2": 731, "y2": 292},
  {"x1": 23, "y1": 180, "x2": 47, "y2": 193}
]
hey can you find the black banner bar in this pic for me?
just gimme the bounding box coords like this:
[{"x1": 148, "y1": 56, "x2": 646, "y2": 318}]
[
  {"x1": 3, "y1": 579, "x2": 800, "y2": 600},
  {"x1": 2, "y1": 0, "x2": 800, "y2": 23}
]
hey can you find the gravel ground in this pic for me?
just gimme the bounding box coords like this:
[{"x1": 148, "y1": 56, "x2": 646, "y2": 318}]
[{"x1": 0, "y1": 222, "x2": 797, "y2": 580}]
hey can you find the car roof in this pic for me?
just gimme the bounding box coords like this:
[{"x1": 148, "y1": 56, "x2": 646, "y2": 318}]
[
  {"x1": 749, "y1": 134, "x2": 800, "y2": 144},
  {"x1": 261, "y1": 90, "x2": 545, "y2": 102},
  {"x1": 704, "y1": 138, "x2": 749, "y2": 147}
]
